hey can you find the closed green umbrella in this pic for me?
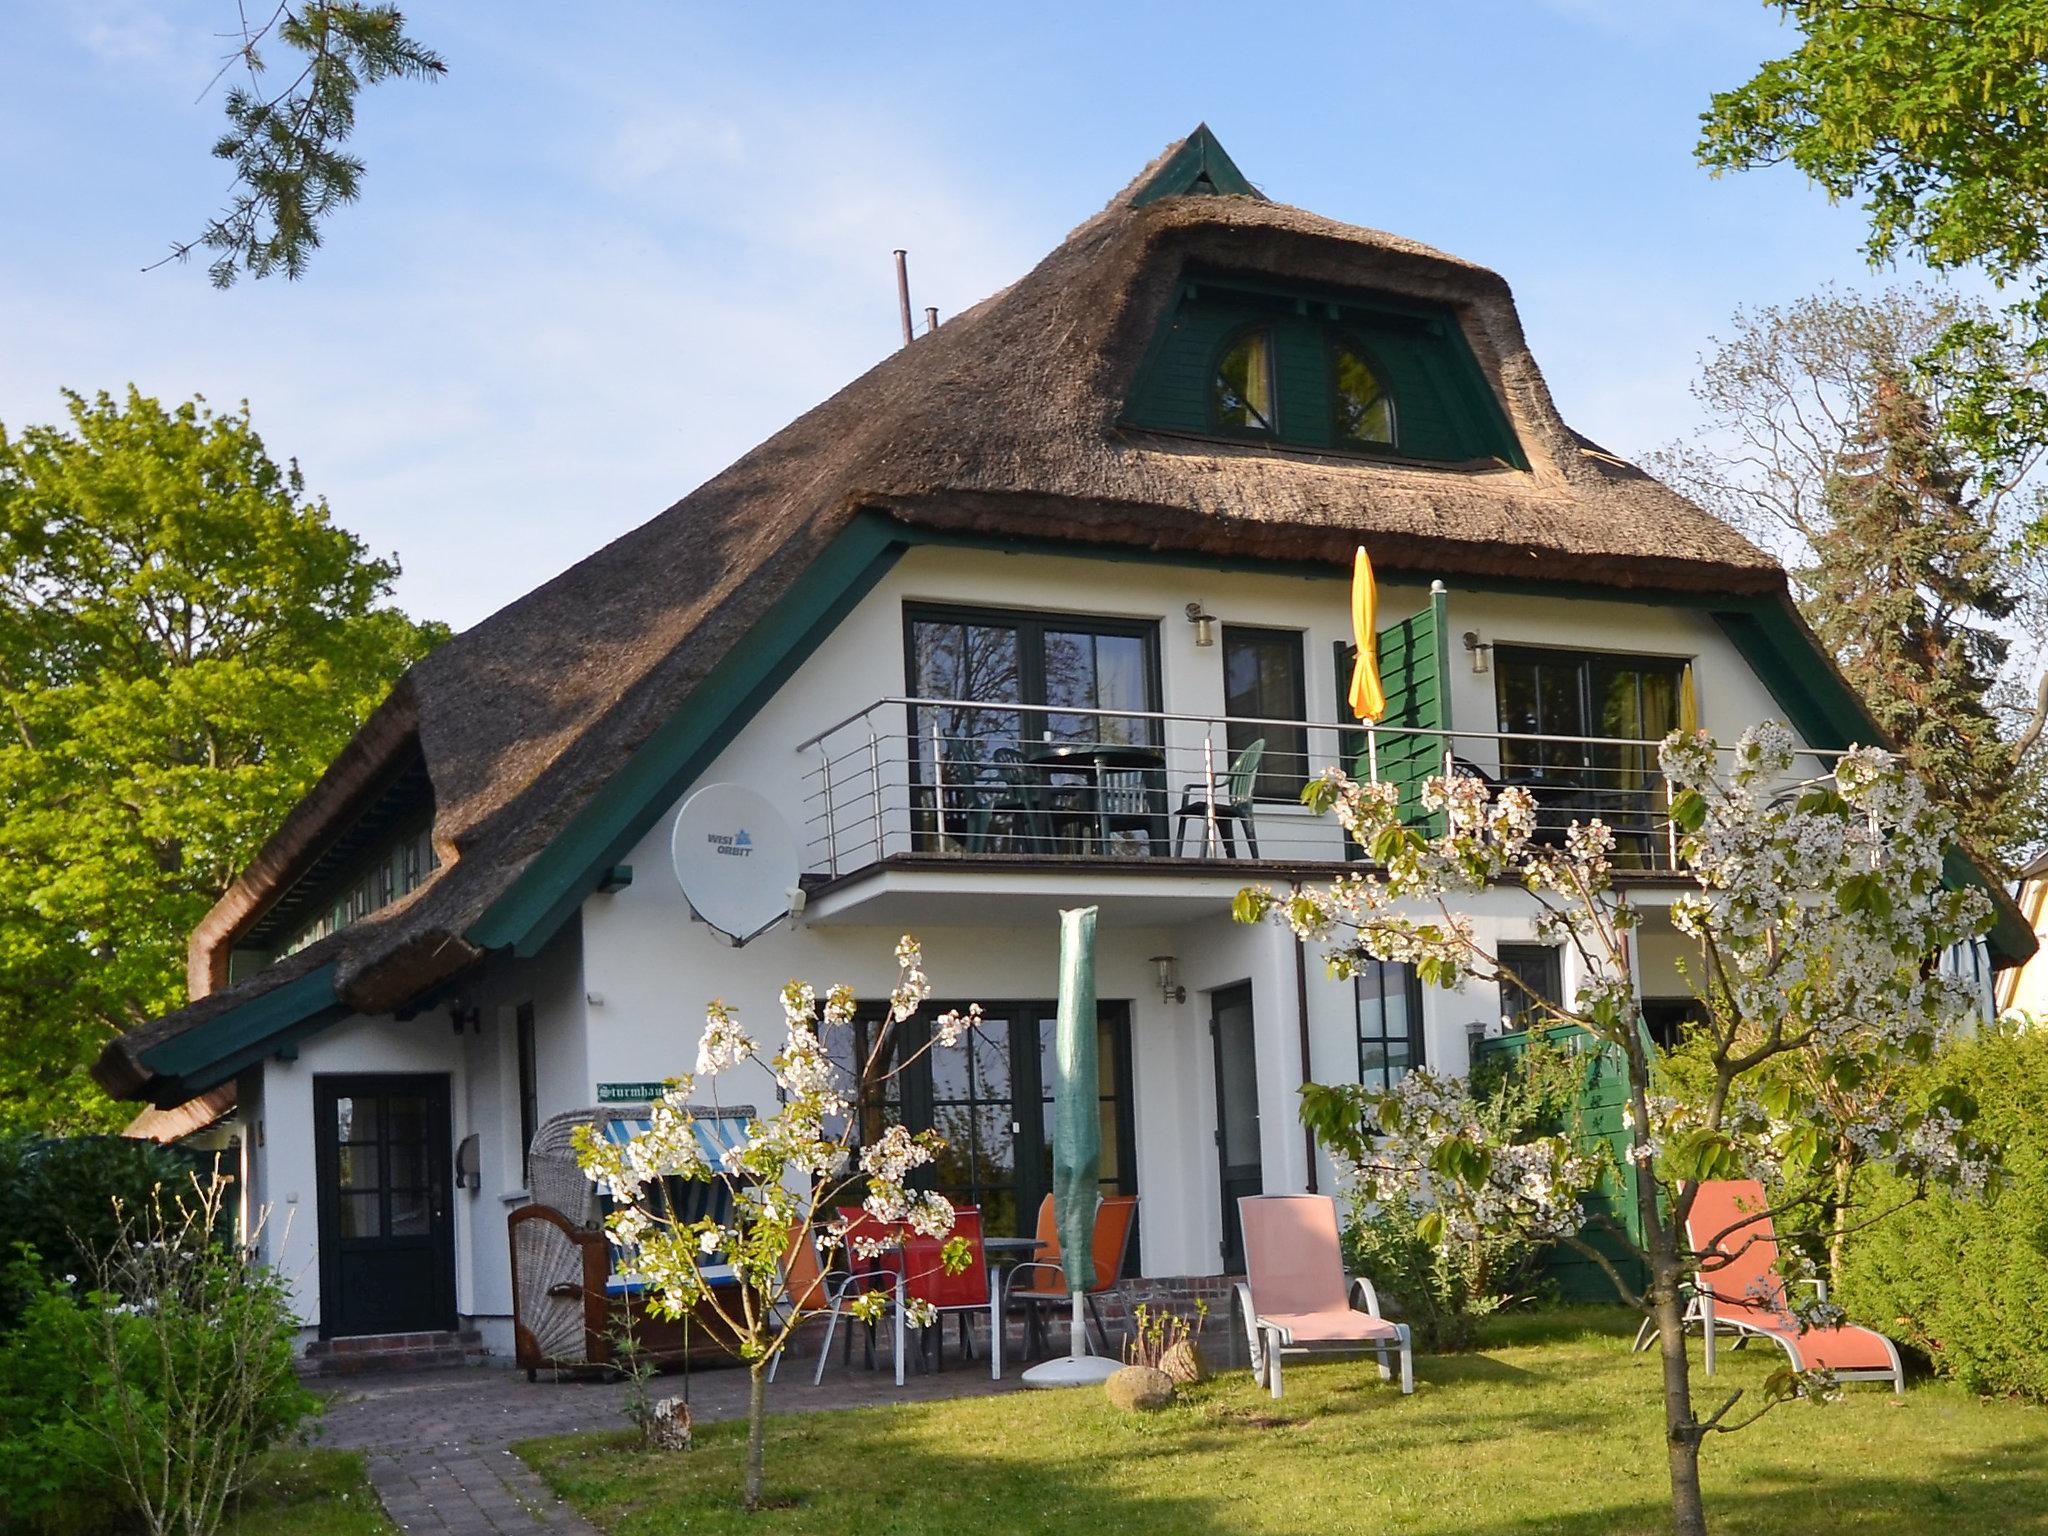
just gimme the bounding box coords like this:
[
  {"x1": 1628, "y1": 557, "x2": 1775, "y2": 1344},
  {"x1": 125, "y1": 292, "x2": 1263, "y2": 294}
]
[{"x1": 1023, "y1": 905, "x2": 1119, "y2": 1387}]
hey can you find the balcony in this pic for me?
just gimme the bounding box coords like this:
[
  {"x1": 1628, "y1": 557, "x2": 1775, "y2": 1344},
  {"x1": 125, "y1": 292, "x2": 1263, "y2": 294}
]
[{"x1": 794, "y1": 698, "x2": 1826, "y2": 892}]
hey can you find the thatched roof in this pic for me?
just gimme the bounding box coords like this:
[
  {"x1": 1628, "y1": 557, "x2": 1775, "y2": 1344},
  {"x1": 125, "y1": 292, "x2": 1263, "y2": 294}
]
[{"x1": 99, "y1": 129, "x2": 1807, "y2": 1104}]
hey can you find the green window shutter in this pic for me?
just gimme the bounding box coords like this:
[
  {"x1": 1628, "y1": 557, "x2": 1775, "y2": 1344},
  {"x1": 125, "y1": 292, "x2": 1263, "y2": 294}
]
[{"x1": 1332, "y1": 585, "x2": 1452, "y2": 842}]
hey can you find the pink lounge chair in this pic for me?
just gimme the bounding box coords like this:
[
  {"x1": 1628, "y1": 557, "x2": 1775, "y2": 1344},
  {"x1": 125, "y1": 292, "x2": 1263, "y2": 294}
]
[
  {"x1": 1677, "y1": 1178, "x2": 1904, "y2": 1393},
  {"x1": 1235, "y1": 1194, "x2": 1413, "y2": 1399}
]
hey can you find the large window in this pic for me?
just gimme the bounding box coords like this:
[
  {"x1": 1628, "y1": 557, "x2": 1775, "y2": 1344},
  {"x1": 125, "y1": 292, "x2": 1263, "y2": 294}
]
[
  {"x1": 1356, "y1": 959, "x2": 1424, "y2": 1090},
  {"x1": 1222, "y1": 626, "x2": 1308, "y2": 800},
  {"x1": 905, "y1": 606, "x2": 1162, "y2": 849},
  {"x1": 1494, "y1": 647, "x2": 1690, "y2": 866},
  {"x1": 841, "y1": 1001, "x2": 1136, "y2": 1243}
]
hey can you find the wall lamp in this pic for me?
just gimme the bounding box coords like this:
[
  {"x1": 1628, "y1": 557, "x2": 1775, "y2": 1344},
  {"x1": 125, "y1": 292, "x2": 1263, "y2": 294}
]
[
  {"x1": 1184, "y1": 603, "x2": 1217, "y2": 647},
  {"x1": 1462, "y1": 630, "x2": 1492, "y2": 675},
  {"x1": 1150, "y1": 954, "x2": 1188, "y2": 1005},
  {"x1": 448, "y1": 1004, "x2": 481, "y2": 1035}
]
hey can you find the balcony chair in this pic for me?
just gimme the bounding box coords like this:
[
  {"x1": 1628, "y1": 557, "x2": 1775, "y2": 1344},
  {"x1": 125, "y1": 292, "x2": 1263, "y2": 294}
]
[
  {"x1": 1634, "y1": 1178, "x2": 1904, "y2": 1392},
  {"x1": 1174, "y1": 738, "x2": 1265, "y2": 857},
  {"x1": 1234, "y1": 1193, "x2": 1412, "y2": 1400},
  {"x1": 966, "y1": 747, "x2": 1052, "y2": 853},
  {"x1": 1003, "y1": 1193, "x2": 1139, "y2": 1358}
]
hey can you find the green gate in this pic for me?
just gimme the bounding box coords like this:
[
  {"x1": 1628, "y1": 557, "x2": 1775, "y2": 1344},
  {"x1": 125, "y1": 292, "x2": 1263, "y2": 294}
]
[{"x1": 1470, "y1": 1021, "x2": 1651, "y2": 1303}]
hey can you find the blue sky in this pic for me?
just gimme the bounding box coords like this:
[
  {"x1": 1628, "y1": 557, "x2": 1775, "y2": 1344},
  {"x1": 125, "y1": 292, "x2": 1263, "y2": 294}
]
[{"x1": 0, "y1": 2, "x2": 1940, "y2": 629}]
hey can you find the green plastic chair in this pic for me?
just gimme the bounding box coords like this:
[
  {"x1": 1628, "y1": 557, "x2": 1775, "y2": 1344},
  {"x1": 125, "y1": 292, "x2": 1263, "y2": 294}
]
[{"x1": 1174, "y1": 737, "x2": 1264, "y2": 857}]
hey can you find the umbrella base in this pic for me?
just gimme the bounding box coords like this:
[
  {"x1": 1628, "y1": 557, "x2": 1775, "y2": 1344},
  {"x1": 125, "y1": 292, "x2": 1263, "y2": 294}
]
[{"x1": 1021, "y1": 1354, "x2": 1121, "y2": 1389}]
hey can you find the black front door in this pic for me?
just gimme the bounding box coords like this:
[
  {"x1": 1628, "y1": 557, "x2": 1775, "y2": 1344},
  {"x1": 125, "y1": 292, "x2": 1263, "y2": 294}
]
[
  {"x1": 314, "y1": 1074, "x2": 456, "y2": 1339},
  {"x1": 1211, "y1": 983, "x2": 1262, "y2": 1272}
]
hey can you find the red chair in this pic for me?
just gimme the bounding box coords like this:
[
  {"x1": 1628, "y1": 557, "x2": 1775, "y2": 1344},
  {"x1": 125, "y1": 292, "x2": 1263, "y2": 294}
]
[
  {"x1": 901, "y1": 1206, "x2": 1000, "y2": 1380},
  {"x1": 1684, "y1": 1179, "x2": 1904, "y2": 1392}
]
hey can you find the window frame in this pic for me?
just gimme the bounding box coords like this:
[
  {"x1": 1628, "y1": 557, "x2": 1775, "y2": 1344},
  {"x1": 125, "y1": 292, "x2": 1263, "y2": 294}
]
[
  {"x1": 1220, "y1": 624, "x2": 1310, "y2": 802},
  {"x1": 1208, "y1": 322, "x2": 1280, "y2": 439},
  {"x1": 1326, "y1": 329, "x2": 1400, "y2": 451},
  {"x1": 901, "y1": 603, "x2": 1164, "y2": 732},
  {"x1": 1496, "y1": 942, "x2": 1565, "y2": 1032},
  {"x1": 1355, "y1": 958, "x2": 1426, "y2": 1091}
]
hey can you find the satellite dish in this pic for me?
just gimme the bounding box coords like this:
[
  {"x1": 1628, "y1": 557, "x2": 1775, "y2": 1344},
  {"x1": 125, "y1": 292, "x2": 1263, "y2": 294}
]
[{"x1": 670, "y1": 784, "x2": 802, "y2": 946}]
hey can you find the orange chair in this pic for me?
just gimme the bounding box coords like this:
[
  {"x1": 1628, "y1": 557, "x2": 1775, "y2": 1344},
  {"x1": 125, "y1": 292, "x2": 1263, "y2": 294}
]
[
  {"x1": 1682, "y1": 1179, "x2": 1904, "y2": 1392},
  {"x1": 1002, "y1": 1193, "x2": 1138, "y2": 1356}
]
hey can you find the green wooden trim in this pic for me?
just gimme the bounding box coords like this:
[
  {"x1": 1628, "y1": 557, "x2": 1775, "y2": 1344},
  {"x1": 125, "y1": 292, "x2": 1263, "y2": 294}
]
[
  {"x1": 465, "y1": 515, "x2": 909, "y2": 959},
  {"x1": 138, "y1": 962, "x2": 350, "y2": 1092},
  {"x1": 1129, "y1": 125, "x2": 1258, "y2": 207},
  {"x1": 1429, "y1": 584, "x2": 1453, "y2": 730}
]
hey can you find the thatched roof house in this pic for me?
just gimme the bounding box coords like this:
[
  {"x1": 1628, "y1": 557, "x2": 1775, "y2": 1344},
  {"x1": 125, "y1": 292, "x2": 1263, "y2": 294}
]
[{"x1": 97, "y1": 127, "x2": 2029, "y2": 1114}]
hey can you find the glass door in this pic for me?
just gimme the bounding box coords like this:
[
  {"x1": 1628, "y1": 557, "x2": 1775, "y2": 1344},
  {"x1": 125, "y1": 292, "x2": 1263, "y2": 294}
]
[
  {"x1": 848, "y1": 1000, "x2": 1136, "y2": 1242},
  {"x1": 314, "y1": 1074, "x2": 455, "y2": 1338},
  {"x1": 1210, "y1": 983, "x2": 1262, "y2": 1272}
]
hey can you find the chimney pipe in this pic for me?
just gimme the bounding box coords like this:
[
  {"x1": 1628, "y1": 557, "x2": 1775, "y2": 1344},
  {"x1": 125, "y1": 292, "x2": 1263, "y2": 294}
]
[
  {"x1": 893, "y1": 250, "x2": 914, "y2": 347},
  {"x1": 924, "y1": 305, "x2": 939, "y2": 335}
]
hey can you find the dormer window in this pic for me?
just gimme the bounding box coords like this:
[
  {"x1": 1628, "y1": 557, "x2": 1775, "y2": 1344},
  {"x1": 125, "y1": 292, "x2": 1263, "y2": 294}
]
[
  {"x1": 1212, "y1": 328, "x2": 1277, "y2": 434},
  {"x1": 1333, "y1": 339, "x2": 1395, "y2": 447},
  {"x1": 1124, "y1": 277, "x2": 1526, "y2": 467}
]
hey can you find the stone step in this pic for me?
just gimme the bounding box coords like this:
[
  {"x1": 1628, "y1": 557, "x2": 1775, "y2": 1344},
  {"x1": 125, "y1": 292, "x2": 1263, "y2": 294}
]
[{"x1": 300, "y1": 1328, "x2": 489, "y2": 1376}]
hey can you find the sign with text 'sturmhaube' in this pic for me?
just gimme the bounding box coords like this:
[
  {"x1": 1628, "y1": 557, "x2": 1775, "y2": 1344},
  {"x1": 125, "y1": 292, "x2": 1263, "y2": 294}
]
[{"x1": 669, "y1": 784, "x2": 801, "y2": 946}]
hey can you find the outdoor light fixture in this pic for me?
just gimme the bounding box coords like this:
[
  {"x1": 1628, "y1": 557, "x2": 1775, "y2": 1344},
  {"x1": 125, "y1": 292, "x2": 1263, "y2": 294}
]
[
  {"x1": 1150, "y1": 954, "x2": 1187, "y2": 1005},
  {"x1": 1184, "y1": 603, "x2": 1217, "y2": 647},
  {"x1": 1462, "y1": 630, "x2": 1492, "y2": 674}
]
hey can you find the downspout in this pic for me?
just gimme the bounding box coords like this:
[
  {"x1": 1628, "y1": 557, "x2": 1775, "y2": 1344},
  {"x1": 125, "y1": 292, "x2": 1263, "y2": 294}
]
[{"x1": 1293, "y1": 884, "x2": 1318, "y2": 1194}]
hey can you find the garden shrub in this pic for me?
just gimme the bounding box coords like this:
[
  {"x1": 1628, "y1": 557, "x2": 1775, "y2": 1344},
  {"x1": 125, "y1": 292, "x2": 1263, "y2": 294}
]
[
  {"x1": 0, "y1": 1178, "x2": 317, "y2": 1536},
  {"x1": 0, "y1": 1133, "x2": 222, "y2": 1328},
  {"x1": 1332, "y1": 1038, "x2": 1576, "y2": 1350},
  {"x1": 1837, "y1": 1023, "x2": 2048, "y2": 1401}
]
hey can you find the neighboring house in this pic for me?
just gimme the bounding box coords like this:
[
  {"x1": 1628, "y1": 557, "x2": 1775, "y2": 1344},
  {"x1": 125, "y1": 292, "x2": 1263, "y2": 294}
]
[
  {"x1": 96, "y1": 129, "x2": 2033, "y2": 1353},
  {"x1": 1996, "y1": 850, "x2": 2048, "y2": 1021}
]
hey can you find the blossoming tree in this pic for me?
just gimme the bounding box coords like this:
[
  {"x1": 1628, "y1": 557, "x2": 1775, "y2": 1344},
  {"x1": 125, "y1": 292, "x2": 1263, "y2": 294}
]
[
  {"x1": 575, "y1": 937, "x2": 979, "y2": 1511},
  {"x1": 1237, "y1": 725, "x2": 1995, "y2": 1536}
]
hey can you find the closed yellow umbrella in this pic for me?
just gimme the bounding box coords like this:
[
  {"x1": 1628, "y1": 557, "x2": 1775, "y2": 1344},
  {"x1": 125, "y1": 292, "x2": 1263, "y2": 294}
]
[
  {"x1": 1679, "y1": 663, "x2": 1698, "y2": 734},
  {"x1": 1348, "y1": 546, "x2": 1387, "y2": 723}
]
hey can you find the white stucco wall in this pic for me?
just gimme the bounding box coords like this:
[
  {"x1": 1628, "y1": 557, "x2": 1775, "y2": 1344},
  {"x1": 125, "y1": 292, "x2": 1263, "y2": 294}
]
[{"x1": 242, "y1": 541, "x2": 1824, "y2": 1330}]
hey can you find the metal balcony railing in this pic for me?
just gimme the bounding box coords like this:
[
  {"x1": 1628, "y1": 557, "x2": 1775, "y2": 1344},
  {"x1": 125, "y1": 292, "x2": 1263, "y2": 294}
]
[{"x1": 792, "y1": 697, "x2": 1838, "y2": 882}]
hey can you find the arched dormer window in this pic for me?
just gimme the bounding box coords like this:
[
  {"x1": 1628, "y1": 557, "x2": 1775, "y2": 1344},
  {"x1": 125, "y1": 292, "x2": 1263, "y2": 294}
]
[
  {"x1": 1332, "y1": 338, "x2": 1396, "y2": 448},
  {"x1": 1211, "y1": 327, "x2": 1276, "y2": 435}
]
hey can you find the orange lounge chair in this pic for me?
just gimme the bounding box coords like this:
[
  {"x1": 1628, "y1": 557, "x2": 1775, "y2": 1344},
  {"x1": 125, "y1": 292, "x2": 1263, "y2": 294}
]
[
  {"x1": 1681, "y1": 1178, "x2": 1903, "y2": 1393},
  {"x1": 1235, "y1": 1194, "x2": 1412, "y2": 1399}
]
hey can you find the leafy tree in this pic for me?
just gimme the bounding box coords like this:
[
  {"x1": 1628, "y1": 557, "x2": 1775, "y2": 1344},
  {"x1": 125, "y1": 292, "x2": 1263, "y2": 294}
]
[
  {"x1": 1810, "y1": 372, "x2": 2028, "y2": 852},
  {"x1": 1244, "y1": 731, "x2": 1994, "y2": 1536},
  {"x1": 157, "y1": 4, "x2": 445, "y2": 287},
  {"x1": 1700, "y1": 1, "x2": 2048, "y2": 488},
  {"x1": 1649, "y1": 288, "x2": 2048, "y2": 866},
  {"x1": 0, "y1": 388, "x2": 445, "y2": 1132}
]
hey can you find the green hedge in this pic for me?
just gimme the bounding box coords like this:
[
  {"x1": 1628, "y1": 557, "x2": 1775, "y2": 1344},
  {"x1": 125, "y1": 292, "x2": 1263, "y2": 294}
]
[
  {"x1": 0, "y1": 1134, "x2": 225, "y2": 1328},
  {"x1": 1838, "y1": 1024, "x2": 2048, "y2": 1400}
]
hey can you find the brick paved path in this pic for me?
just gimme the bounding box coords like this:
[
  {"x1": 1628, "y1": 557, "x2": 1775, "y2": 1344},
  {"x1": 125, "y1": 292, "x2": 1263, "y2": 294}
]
[{"x1": 318, "y1": 1335, "x2": 1019, "y2": 1534}]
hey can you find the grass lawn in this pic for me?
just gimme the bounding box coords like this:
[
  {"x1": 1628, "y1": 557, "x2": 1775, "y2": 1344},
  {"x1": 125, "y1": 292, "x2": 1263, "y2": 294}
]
[
  {"x1": 517, "y1": 1308, "x2": 2048, "y2": 1535},
  {"x1": 219, "y1": 1447, "x2": 393, "y2": 1536}
]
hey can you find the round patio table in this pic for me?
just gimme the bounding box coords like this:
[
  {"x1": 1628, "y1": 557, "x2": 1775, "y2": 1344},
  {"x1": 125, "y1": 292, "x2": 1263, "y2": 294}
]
[{"x1": 1023, "y1": 741, "x2": 1167, "y2": 853}]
